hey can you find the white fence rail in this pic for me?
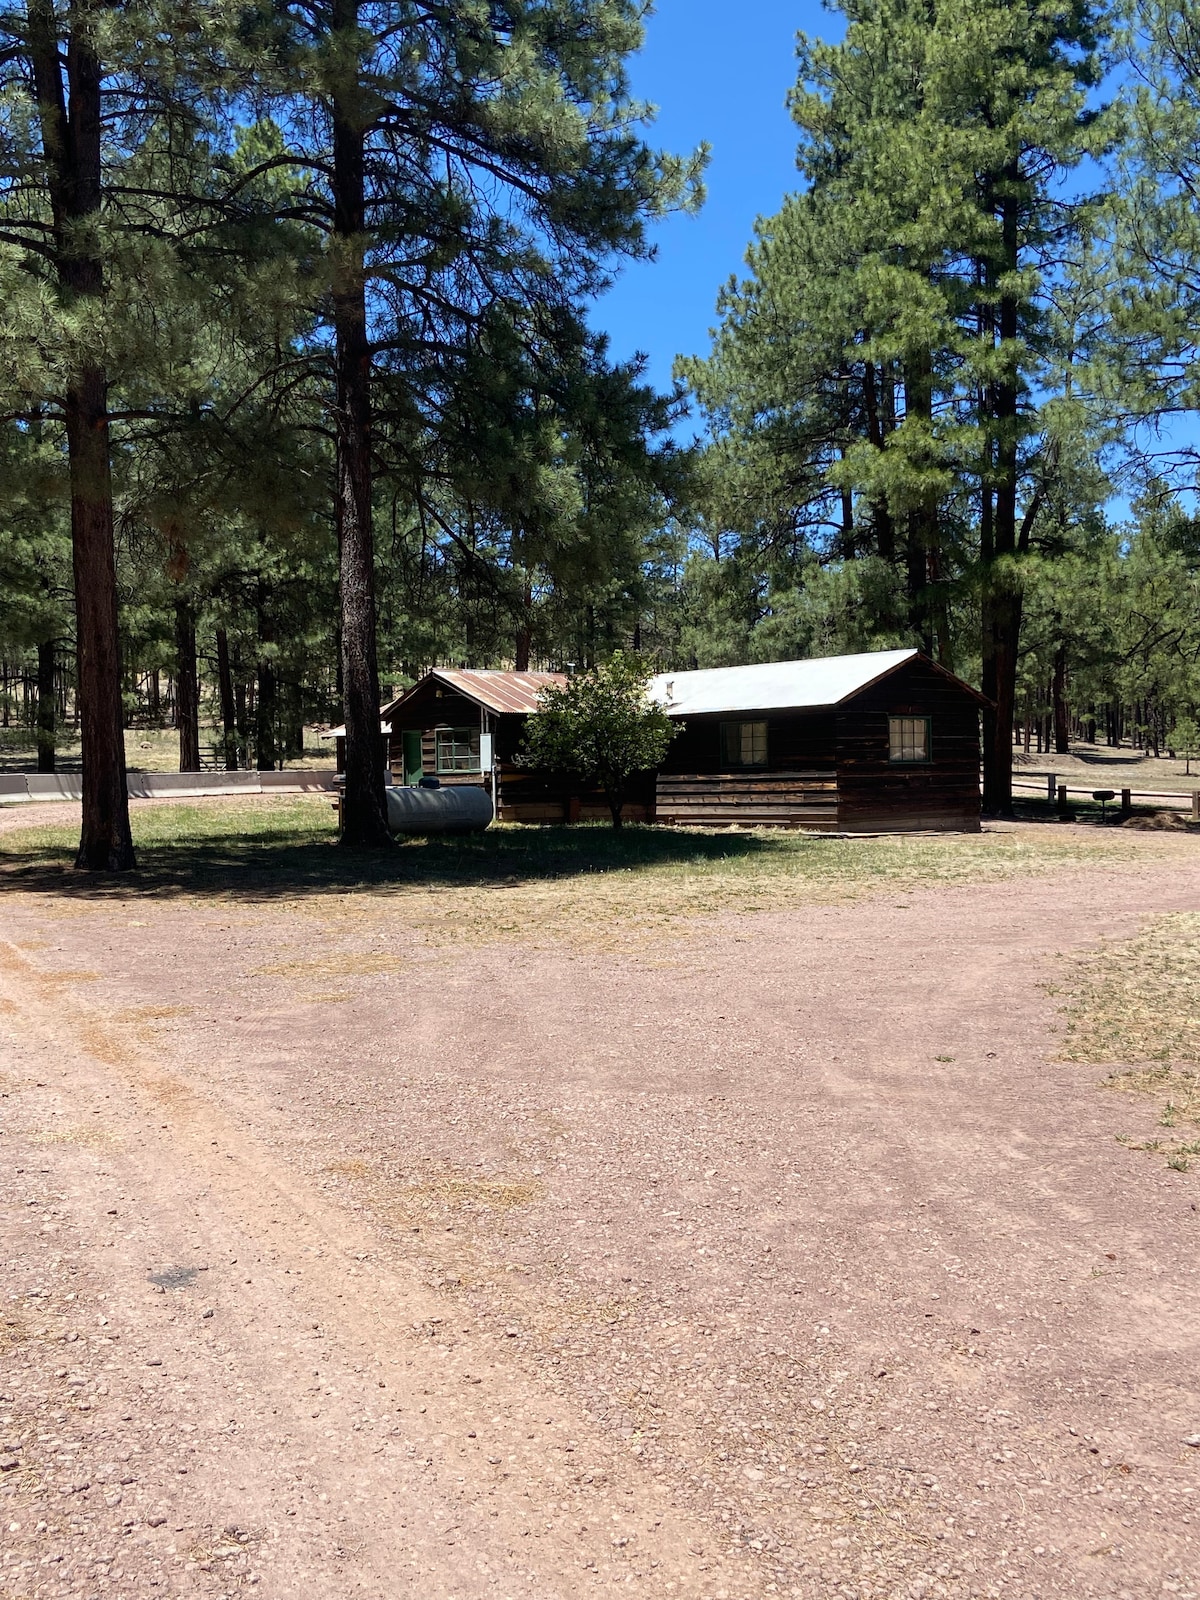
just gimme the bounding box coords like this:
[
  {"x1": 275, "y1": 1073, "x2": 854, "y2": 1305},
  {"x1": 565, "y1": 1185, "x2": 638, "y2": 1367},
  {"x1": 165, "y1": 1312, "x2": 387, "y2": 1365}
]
[{"x1": 0, "y1": 770, "x2": 337, "y2": 804}]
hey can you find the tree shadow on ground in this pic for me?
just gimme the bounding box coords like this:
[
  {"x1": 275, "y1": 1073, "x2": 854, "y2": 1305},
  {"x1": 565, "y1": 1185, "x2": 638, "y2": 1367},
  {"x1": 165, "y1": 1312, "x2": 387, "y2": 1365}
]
[{"x1": 0, "y1": 821, "x2": 813, "y2": 904}]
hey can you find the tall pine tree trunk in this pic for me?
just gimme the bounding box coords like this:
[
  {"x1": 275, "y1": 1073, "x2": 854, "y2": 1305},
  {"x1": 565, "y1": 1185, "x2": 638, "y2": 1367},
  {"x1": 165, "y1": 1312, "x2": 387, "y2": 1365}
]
[
  {"x1": 29, "y1": 0, "x2": 134, "y2": 869},
  {"x1": 215, "y1": 627, "x2": 238, "y2": 769},
  {"x1": 174, "y1": 599, "x2": 200, "y2": 772},
  {"x1": 235, "y1": 677, "x2": 249, "y2": 754},
  {"x1": 904, "y1": 348, "x2": 936, "y2": 656},
  {"x1": 514, "y1": 577, "x2": 533, "y2": 671},
  {"x1": 980, "y1": 184, "x2": 1021, "y2": 816},
  {"x1": 331, "y1": 3, "x2": 390, "y2": 847},
  {"x1": 1052, "y1": 643, "x2": 1070, "y2": 755},
  {"x1": 862, "y1": 361, "x2": 896, "y2": 565},
  {"x1": 36, "y1": 639, "x2": 56, "y2": 774},
  {"x1": 255, "y1": 584, "x2": 277, "y2": 772}
]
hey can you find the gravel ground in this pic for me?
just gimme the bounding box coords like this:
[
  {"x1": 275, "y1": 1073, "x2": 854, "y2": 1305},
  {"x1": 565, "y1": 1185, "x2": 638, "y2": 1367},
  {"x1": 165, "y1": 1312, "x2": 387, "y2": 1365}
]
[{"x1": 1, "y1": 816, "x2": 1198, "y2": 1600}]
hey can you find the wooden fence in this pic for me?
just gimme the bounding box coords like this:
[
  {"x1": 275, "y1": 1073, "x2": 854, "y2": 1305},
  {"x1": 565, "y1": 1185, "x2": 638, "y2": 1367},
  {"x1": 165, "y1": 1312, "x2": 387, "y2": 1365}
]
[{"x1": 1010, "y1": 771, "x2": 1200, "y2": 815}]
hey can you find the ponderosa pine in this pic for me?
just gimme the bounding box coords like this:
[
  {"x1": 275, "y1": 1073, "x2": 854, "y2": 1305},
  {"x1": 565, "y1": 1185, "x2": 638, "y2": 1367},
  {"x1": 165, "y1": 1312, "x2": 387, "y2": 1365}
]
[
  {"x1": 241, "y1": 0, "x2": 702, "y2": 845},
  {"x1": 683, "y1": 0, "x2": 1101, "y2": 810},
  {"x1": 15, "y1": 0, "x2": 136, "y2": 866}
]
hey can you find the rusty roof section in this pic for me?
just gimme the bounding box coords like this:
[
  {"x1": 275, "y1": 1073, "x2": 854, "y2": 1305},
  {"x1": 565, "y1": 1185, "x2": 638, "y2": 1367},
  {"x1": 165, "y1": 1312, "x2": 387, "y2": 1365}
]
[{"x1": 383, "y1": 669, "x2": 566, "y2": 719}]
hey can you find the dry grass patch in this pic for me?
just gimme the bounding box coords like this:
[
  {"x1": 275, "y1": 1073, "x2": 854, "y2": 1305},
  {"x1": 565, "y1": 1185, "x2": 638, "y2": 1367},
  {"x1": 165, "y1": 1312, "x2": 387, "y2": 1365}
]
[
  {"x1": 252, "y1": 950, "x2": 409, "y2": 979},
  {"x1": 5, "y1": 798, "x2": 1198, "y2": 961},
  {"x1": 26, "y1": 1124, "x2": 118, "y2": 1148},
  {"x1": 76, "y1": 1018, "x2": 140, "y2": 1066},
  {"x1": 325, "y1": 1157, "x2": 542, "y2": 1226},
  {"x1": 1059, "y1": 912, "x2": 1200, "y2": 1065},
  {"x1": 1058, "y1": 912, "x2": 1200, "y2": 1169}
]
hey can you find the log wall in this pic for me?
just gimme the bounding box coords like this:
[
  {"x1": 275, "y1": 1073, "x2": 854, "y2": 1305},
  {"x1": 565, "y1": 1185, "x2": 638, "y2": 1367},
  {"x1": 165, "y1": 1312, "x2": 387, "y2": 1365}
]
[
  {"x1": 834, "y1": 659, "x2": 982, "y2": 832},
  {"x1": 655, "y1": 770, "x2": 838, "y2": 828}
]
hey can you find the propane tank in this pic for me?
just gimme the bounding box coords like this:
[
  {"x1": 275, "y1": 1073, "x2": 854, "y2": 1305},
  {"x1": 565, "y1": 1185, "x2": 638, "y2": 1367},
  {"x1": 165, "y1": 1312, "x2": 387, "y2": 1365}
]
[{"x1": 385, "y1": 783, "x2": 493, "y2": 835}]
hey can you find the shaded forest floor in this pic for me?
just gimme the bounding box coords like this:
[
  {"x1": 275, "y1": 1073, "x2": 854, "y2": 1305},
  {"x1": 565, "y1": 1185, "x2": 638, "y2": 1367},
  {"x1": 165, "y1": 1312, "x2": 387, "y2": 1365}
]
[
  {"x1": 0, "y1": 801, "x2": 1198, "y2": 1600},
  {"x1": 1014, "y1": 740, "x2": 1200, "y2": 793}
]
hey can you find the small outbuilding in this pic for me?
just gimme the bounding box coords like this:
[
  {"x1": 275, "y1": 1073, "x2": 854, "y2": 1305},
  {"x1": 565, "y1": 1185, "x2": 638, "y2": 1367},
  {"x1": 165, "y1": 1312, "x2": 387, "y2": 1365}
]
[
  {"x1": 380, "y1": 668, "x2": 655, "y2": 824},
  {"x1": 648, "y1": 648, "x2": 987, "y2": 832}
]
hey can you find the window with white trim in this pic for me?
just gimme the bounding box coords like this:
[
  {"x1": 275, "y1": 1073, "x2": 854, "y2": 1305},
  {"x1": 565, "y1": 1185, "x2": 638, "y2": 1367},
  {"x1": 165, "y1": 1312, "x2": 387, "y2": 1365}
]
[
  {"x1": 435, "y1": 726, "x2": 481, "y2": 773},
  {"x1": 720, "y1": 719, "x2": 768, "y2": 768},
  {"x1": 888, "y1": 716, "x2": 931, "y2": 763}
]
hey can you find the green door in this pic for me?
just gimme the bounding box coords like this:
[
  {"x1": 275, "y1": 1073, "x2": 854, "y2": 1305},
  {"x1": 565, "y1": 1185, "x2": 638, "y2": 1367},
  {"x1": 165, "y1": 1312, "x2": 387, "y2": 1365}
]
[{"x1": 402, "y1": 730, "x2": 423, "y2": 786}]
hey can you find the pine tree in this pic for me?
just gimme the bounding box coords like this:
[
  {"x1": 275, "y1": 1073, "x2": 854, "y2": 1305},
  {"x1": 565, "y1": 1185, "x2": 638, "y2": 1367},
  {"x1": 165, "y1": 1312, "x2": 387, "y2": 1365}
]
[
  {"x1": 0, "y1": 0, "x2": 139, "y2": 864},
  {"x1": 242, "y1": 1, "x2": 703, "y2": 844},
  {"x1": 1100, "y1": 0, "x2": 1200, "y2": 465},
  {"x1": 681, "y1": 0, "x2": 1102, "y2": 812}
]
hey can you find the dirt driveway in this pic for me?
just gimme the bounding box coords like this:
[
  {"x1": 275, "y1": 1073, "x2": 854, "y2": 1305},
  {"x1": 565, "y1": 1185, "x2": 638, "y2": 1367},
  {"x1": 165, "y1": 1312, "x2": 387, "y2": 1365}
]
[{"x1": 1, "y1": 812, "x2": 1198, "y2": 1600}]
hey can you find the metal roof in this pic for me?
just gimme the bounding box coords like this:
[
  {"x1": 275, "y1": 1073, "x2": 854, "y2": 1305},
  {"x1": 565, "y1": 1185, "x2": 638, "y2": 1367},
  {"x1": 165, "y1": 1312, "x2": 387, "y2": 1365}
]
[
  {"x1": 326, "y1": 651, "x2": 977, "y2": 737},
  {"x1": 646, "y1": 649, "x2": 923, "y2": 716},
  {"x1": 319, "y1": 720, "x2": 391, "y2": 740},
  {"x1": 384, "y1": 668, "x2": 566, "y2": 719}
]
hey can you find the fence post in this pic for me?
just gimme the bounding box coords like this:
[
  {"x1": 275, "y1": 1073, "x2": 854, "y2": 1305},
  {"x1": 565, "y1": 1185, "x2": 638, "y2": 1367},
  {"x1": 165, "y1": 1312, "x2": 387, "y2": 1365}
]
[
  {"x1": 1046, "y1": 773, "x2": 1056, "y2": 804},
  {"x1": 1120, "y1": 788, "x2": 1131, "y2": 819},
  {"x1": 1057, "y1": 783, "x2": 1070, "y2": 819},
  {"x1": 1193, "y1": 790, "x2": 1200, "y2": 821}
]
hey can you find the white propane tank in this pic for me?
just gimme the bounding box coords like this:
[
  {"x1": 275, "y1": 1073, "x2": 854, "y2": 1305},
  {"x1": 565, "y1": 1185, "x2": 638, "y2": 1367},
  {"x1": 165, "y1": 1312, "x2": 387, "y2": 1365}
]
[{"x1": 385, "y1": 784, "x2": 493, "y2": 835}]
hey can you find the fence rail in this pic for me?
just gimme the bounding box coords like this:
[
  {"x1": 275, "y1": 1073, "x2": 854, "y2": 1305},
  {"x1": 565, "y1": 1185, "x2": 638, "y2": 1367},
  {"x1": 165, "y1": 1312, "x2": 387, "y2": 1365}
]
[
  {"x1": 0, "y1": 770, "x2": 337, "y2": 804},
  {"x1": 1008, "y1": 772, "x2": 1199, "y2": 813}
]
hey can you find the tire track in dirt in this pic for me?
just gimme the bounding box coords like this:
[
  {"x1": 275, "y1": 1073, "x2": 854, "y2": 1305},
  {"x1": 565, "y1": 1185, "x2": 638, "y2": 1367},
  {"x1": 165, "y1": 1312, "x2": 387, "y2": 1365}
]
[{"x1": 0, "y1": 937, "x2": 738, "y2": 1598}]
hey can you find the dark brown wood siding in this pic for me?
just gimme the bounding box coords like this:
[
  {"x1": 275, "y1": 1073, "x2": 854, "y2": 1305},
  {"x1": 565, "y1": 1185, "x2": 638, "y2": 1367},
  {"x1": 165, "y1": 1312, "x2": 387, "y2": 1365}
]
[
  {"x1": 655, "y1": 770, "x2": 837, "y2": 828},
  {"x1": 834, "y1": 657, "x2": 981, "y2": 832},
  {"x1": 660, "y1": 711, "x2": 836, "y2": 773},
  {"x1": 386, "y1": 684, "x2": 483, "y2": 779}
]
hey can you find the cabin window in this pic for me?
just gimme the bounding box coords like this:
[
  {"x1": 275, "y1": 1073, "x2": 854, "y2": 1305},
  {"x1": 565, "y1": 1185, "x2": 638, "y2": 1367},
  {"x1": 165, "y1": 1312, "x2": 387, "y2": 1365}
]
[
  {"x1": 435, "y1": 726, "x2": 481, "y2": 773},
  {"x1": 889, "y1": 715, "x2": 931, "y2": 763},
  {"x1": 721, "y1": 720, "x2": 768, "y2": 768}
]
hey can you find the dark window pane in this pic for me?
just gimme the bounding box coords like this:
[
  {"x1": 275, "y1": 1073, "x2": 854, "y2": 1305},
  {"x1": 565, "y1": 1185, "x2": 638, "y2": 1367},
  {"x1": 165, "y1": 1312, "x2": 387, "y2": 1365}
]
[
  {"x1": 721, "y1": 720, "x2": 768, "y2": 767},
  {"x1": 435, "y1": 727, "x2": 481, "y2": 773}
]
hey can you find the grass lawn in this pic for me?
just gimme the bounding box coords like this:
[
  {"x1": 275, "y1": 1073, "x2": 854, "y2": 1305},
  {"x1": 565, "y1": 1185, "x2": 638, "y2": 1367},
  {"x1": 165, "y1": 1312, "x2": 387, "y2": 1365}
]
[{"x1": 0, "y1": 793, "x2": 1189, "y2": 950}]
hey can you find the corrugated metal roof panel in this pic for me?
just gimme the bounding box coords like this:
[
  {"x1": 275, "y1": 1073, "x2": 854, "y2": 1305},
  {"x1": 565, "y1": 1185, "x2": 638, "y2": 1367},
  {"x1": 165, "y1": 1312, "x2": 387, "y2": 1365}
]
[
  {"x1": 381, "y1": 669, "x2": 566, "y2": 721},
  {"x1": 433, "y1": 668, "x2": 566, "y2": 715},
  {"x1": 646, "y1": 649, "x2": 920, "y2": 716}
]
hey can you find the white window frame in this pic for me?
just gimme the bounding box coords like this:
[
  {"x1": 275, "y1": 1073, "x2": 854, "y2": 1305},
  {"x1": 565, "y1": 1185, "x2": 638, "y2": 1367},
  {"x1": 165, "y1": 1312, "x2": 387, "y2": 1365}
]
[{"x1": 435, "y1": 726, "x2": 482, "y2": 774}]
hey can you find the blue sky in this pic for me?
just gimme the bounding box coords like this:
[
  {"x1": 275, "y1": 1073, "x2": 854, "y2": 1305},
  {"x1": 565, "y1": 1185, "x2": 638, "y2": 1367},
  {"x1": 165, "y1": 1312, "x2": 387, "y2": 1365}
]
[{"x1": 589, "y1": 1, "x2": 840, "y2": 433}]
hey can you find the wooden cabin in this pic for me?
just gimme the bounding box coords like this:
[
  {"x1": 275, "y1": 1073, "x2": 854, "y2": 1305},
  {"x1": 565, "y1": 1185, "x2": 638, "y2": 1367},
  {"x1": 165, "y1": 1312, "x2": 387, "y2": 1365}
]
[
  {"x1": 648, "y1": 649, "x2": 987, "y2": 832},
  {"x1": 379, "y1": 668, "x2": 655, "y2": 824}
]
